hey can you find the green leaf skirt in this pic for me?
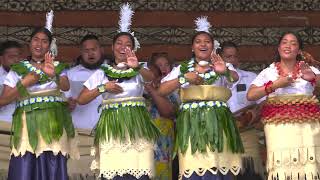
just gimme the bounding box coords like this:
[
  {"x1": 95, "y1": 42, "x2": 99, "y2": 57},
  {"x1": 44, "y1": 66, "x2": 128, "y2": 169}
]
[
  {"x1": 94, "y1": 106, "x2": 161, "y2": 146},
  {"x1": 176, "y1": 104, "x2": 244, "y2": 155},
  {"x1": 11, "y1": 101, "x2": 75, "y2": 151}
]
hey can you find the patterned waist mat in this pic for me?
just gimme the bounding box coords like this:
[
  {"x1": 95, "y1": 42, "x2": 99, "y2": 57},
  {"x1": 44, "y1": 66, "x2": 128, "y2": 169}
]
[
  {"x1": 180, "y1": 100, "x2": 228, "y2": 110},
  {"x1": 99, "y1": 97, "x2": 146, "y2": 111},
  {"x1": 262, "y1": 95, "x2": 320, "y2": 123},
  {"x1": 16, "y1": 95, "x2": 65, "y2": 108}
]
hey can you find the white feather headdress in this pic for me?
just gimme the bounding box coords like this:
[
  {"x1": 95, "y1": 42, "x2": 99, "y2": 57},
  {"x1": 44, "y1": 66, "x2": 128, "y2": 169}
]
[
  {"x1": 194, "y1": 16, "x2": 221, "y2": 53},
  {"x1": 194, "y1": 16, "x2": 211, "y2": 33},
  {"x1": 45, "y1": 10, "x2": 58, "y2": 57},
  {"x1": 118, "y1": 3, "x2": 140, "y2": 51}
]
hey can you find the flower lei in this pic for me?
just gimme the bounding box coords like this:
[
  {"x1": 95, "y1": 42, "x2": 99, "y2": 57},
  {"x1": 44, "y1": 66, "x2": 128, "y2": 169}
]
[
  {"x1": 179, "y1": 58, "x2": 220, "y2": 85},
  {"x1": 11, "y1": 60, "x2": 68, "y2": 84},
  {"x1": 100, "y1": 64, "x2": 139, "y2": 79},
  {"x1": 275, "y1": 62, "x2": 301, "y2": 80}
]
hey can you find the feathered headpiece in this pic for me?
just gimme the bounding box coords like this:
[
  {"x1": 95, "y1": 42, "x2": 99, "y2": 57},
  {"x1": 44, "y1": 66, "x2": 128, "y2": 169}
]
[
  {"x1": 117, "y1": 3, "x2": 140, "y2": 52},
  {"x1": 45, "y1": 10, "x2": 58, "y2": 57},
  {"x1": 194, "y1": 16, "x2": 220, "y2": 53}
]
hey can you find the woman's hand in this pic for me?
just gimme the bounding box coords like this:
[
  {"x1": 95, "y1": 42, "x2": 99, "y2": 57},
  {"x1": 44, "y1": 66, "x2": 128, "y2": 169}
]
[
  {"x1": 273, "y1": 76, "x2": 294, "y2": 89},
  {"x1": 211, "y1": 52, "x2": 227, "y2": 74},
  {"x1": 105, "y1": 81, "x2": 123, "y2": 94},
  {"x1": 184, "y1": 72, "x2": 203, "y2": 85},
  {"x1": 21, "y1": 72, "x2": 40, "y2": 87},
  {"x1": 125, "y1": 47, "x2": 139, "y2": 69},
  {"x1": 42, "y1": 52, "x2": 56, "y2": 77},
  {"x1": 300, "y1": 61, "x2": 316, "y2": 82}
]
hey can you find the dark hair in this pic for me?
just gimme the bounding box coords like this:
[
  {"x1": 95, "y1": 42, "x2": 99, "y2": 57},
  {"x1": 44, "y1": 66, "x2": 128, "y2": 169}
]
[
  {"x1": 275, "y1": 31, "x2": 304, "y2": 62},
  {"x1": 80, "y1": 34, "x2": 100, "y2": 45},
  {"x1": 149, "y1": 52, "x2": 172, "y2": 69},
  {"x1": 0, "y1": 40, "x2": 22, "y2": 56},
  {"x1": 110, "y1": 32, "x2": 135, "y2": 65},
  {"x1": 191, "y1": 31, "x2": 214, "y2": 44},
  {"x1": 30, "y1": 27, "x2": 53, "y2": 44},
  {"x1": 112, "y1": 32, "x2": 135, "y2": 48},
  {"x1": 217, "y1": 41, "x2": 238, "y2": 55}
]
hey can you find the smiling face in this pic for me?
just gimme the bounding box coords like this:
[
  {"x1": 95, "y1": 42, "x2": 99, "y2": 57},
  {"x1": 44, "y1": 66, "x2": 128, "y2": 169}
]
[
  {"x1": 192, "y1": 33, "x2": 213, "y2": 62},
  {"x1": 278, "y1": 33, "x2": 301, "y2": 62},
  {"x1": 112, "y1": 35, "x2": 133, "y2": 64},
  {"x1": 29, "y1": 32, "x2": 50, "y2": 61}
]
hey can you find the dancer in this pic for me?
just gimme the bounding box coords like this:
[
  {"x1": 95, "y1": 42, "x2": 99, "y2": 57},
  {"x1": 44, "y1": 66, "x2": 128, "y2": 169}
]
[
  {"x1": 0, "y1": 11, "x2": 78, "y2": 180},
  {"x1": 77, "y1": 3, "x2": 160, "y2": 180},
  {"x1": 247, "y1": 32, "x2": 320, "y2": 180},
  {"x1": 158, "y1": 16, "x2": 243, "y2": 180}
]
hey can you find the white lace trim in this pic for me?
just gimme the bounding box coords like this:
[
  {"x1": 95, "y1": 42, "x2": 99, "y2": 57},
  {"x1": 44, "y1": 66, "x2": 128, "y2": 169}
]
[
  {"x1": 90, "y1": 138, "x2": 155, "y2": 179},
  {"x1": 91, "y1": 138, "x2": 155, "y2": 155},
  {"x1": 97, "y1": 169, "x2": 152, "y2": 179},
  {"x1": 10, "y1": 113, "x2": 79, "y2": 159},
  {"x1": 180, "y1": 166, "x2": 241, "y2": 179}
]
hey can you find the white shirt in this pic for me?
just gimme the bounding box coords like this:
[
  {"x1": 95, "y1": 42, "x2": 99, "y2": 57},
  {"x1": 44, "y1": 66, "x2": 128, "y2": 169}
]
[
  {"x1": 84, "y1": 69, "x2": 144, "y2": 100},
  {"x1": 228, "y1": 69, "x2": 257, "y2": 113},
  {"x1": 251, "y1": 63, "x2": 320, "y2": 98},
  {"x1": 0, "y1": 66, "x2": 15, "y2": 122},
  {"x1": 65, "y1": 65, "x2": 102, "y2": 129}
]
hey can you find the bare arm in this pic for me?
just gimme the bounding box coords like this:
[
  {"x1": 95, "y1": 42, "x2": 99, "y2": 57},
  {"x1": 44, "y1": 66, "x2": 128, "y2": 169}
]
[
  {"x1": 145, "y1": 84, "x2": 176, "y2": 119},
  {"x1": 247, "y1": 76, "x2": 293, "y2": 101},
  {"x1": 158, "y1": 78, "x2": 180, "y2": 97},
  {"x1": 0, "y1": 73, "x2": 39, "y2": 106},
  {"x1": 77, "y1": 81, "x2": 123, "y2": 105},
  {"x1": 139, "y1": 68, "x2": 155, "y2": 83},
  {"x1": 58, "y1": 76, "x2": 70, "y2": 91},
  {"x1": 77, "y1": 87, "x2": 101, "y2": 105}
]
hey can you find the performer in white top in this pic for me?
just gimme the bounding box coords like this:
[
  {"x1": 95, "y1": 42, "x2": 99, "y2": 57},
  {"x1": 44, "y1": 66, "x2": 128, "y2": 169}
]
[
  {"x1": 247, "y1": 32, "x2": 320, "y2": 180},
  {"x1": 0, "y1": 40, "x2": 22, "y2": 177},
  {"x1": 158, "y1": 16, "x2": 243, "y2": 180},
  {"x1": 65, "y1": 34, "x2": 106, "y2": 178},
  {"x1": 0, "y1": 11, "x2": 78, "y2": 180},
  {"x1": 0, "y1": 41, "x2": 23, "y2": 122},
  {"x1": 219, "y1": 41, "x2": 265, "y2": 180},
  {"x1": 77, "y1": 3, "x2": 160, "y2": 180}
]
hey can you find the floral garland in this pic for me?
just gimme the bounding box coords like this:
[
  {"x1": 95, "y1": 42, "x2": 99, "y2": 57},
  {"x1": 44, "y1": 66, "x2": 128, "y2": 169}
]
[
  {"x1": 16, "y1": 96, "x2": 64, "y2": 108},
  {"x1": 100, "y1": 64, "x2": 139, "y2": 79},
  {"x1": 275, "y1": 62, "x2": 301, "y2": 80},
  {"x1": 180, "y1": 100, "x2": 228, "y2": 110},
  {"x1": 11, "y1": 60, "x2": 69, "y2": 84},
  {"x1": 179, "y1": 58, "x2": 220, "y2": 85}
]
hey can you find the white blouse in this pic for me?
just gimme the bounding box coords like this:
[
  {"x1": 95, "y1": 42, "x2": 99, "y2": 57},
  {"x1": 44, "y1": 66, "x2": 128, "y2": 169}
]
[
  {"x1": 4, "y1": 70, "x2": 67, "y2": 92},
  {"x1": 251, "y1": 63, "x2": 320, "y2": 97},
  {"x1": 84, "y1": 69, "x2": 145, "y2": 100}
]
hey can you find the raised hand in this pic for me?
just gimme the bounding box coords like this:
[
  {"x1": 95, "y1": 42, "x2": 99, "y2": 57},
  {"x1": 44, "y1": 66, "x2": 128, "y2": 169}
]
[
  {"x1": 211, "y1": 52, "x2": 226, "y2": 74},
  {"x1": 125, "y1": 47, "x2": 139, "y2": 69},
  {"x1": 42, "y1": 52, "x2": 56, "y2": 77},
  {"x1": 105, "y1": 81, "x2": 123, "y2": 94},
  {"x1": 300, "y1": 61, "x2": 316, "y2": 82}
]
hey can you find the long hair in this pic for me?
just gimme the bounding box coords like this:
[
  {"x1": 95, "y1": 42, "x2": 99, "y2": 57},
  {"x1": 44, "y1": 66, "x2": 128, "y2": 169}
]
[{"x1": 274, "y1": 31, "x2": 304, "y2": 62}]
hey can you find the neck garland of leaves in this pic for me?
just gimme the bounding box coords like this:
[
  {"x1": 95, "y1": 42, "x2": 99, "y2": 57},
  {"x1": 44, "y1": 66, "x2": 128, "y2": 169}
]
[
  {"x1": 100, "y1": 64, "x2": 139, "y2": 79},
  {"x1": 11, "y1": 60, "x2": 69, "y2": 84},
  {"x1": 180, "y1": 58, "x2": 220, "y2": 85}
]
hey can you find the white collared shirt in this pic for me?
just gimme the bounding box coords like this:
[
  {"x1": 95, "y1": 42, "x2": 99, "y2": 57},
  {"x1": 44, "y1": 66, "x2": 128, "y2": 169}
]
[
  {"x1": 228, "y1": 69, "x2": 257, "y2": 113},
  {"x1": 65, "y1": 65, "x2": 102, "y2": 129},
  {"x1": 0, "y1": 66, "x2": 15, "y2": 122}
]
